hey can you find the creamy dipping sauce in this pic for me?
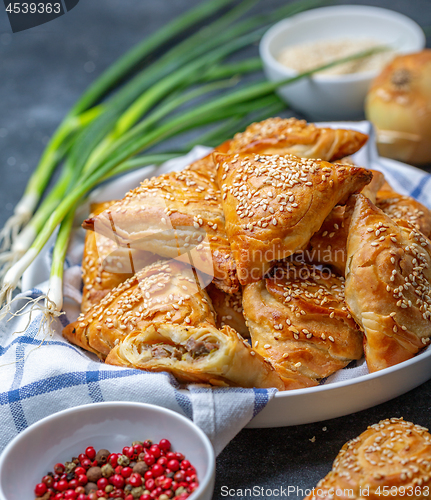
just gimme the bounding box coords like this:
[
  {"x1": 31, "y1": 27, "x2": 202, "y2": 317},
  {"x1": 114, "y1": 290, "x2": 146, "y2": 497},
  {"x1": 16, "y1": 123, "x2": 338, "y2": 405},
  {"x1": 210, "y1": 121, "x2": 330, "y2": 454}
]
[{"x1": 277, "y1": 38, "x2": 395, "y2": 76}]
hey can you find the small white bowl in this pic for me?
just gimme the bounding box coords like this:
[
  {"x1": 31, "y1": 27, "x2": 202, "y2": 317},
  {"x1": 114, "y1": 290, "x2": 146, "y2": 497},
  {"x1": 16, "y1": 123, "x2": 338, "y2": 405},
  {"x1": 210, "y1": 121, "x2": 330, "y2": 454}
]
[
  {"x1": 260, "y1": 5, "x2": 425, "y2": 121},
  {"x1": 0, "y1": 402, "x2": 215, "y2": 500}
]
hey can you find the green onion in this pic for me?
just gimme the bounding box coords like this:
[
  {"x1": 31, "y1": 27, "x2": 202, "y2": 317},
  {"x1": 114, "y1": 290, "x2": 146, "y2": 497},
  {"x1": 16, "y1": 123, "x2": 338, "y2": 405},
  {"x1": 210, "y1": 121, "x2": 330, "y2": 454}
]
[{"x1": 0, "y1": 0, "x2": 236, "y2": 249}]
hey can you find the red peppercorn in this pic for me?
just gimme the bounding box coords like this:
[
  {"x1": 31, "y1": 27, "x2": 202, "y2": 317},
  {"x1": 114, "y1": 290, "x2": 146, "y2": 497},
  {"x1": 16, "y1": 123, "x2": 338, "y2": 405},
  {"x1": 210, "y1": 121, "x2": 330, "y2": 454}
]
[
  {"x1": 151, "y1": 464, "x2": 164, "y2": 478},
  {"x1": 95, "y1": 491, "x2": 105, "y2": 498},
  {"x1": 125, "y1": 495, "x2": 134, "y2": 500},
  {"x1": 158, "y1": 439, "x2": 170, "y2": 452},
  {"x1": 153, "y1": 487, "x2": 163, "y2": 497},
  {"x1": 145, "y1": 478, "x2": 155, "y2": 491},
  {"x1": 149, "y1": 445, "x2": 161, "y2": 458},
  {"x1": 180, "y1": 460, "x2": 190, "y2": 470},
  {"x1": 143, "y1": 454, "x2": 155, "y2": 466},
  {"x1": 157, "y1": 457, "x2": 167, "y2": 467},
  {"x1": 162, "y1": 478, "x2": 173, "y2": 490},
  {"x1": 77, "y1": 474, "x2": 88, "y2": 486},
  {"x1": 142, "y1": 440, "x2": 152, "y2": 449},
  {"x1": 78, "y1": 454, "x2": 87, "y2": 463},
  {"x1": 74, "y1": 467, "x2": 86, "y2": 476},
  {"x1": 111, "y1": 489, "x2": 124, "y2": 499},
  {"x1": 144, "y1": 471, "x2": 153, "y2": 480},
  {"x1": 133, "y1": 443, "x2": 143, "y2": 455},
  {"x1": 96, "y1": 477, "x2": 109, "y2": 490},
  {"x1": 115, "y1": 465, "x2": 123, "y2": 475},
  {"x1": 82, "y1": 458, "x2": 93, "y2": 469},
  {"x1": 54, "y1": 463, "x2": 65, "y2": 475},
  {"x1": 35, "y1": 482, "x2": 47, "y2": 496},
  {"x1": 140, "y1": 495, "x2": 151, "y2": 500},
  {"x1": 64, "y1": 491, "x2": 78, "y2": 500},
  {"x1": 54, "y1": 494, "x2": 64, "y2": 500},
  {"x1": 77, "y1": 495, "x2": 87, "y2": 500},
  {"x1": 120, "y1": 466, "x2": 133, "y2": 478},
  {"x1": 86, "y1": 447, "x2": 96, "y2": 460},
  {"x1": 110, "y1": 474, "x2": 125, "y2": 489},
  {"x1": 189, "y1": 481, "x2": 199, "y2": 491},
  {"x1": 174, "y1": 453, "x2": 184, "y2": 461},
  {"x1": 108, "y1": 453, "x2": 119, "y2": 467},
  {"x1": 174, "y1": 471, "x2": 185, "y2": 482},
  {"x1": 57, "y1": 480, "x2": 69, "y2": 492},
  {"x1": 42, "y1": 475, "x2": 54, "y2": 487},
  {"x1": 75, "y1": 487, "x2": 85, "y2": 495},
  {"x1": 69, "y1": 479, "x2": 79, "y2": 489},
  {"x1": 167, "y1": 459, "x2": 179, "y2": 472},
  {"x1": 128, "y1": 473, "x2": 142, "y2": 488}
]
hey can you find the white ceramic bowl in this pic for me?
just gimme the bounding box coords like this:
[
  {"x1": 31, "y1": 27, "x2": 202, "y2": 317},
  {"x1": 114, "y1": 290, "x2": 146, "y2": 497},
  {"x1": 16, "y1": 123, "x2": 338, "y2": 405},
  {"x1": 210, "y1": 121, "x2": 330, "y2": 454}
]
[
  {"x1": 0, "y1": 402, "x2": 215, "y2": 500},
  {"x1": 260, "y1": 5, "x2": 425, "y2": 120}
]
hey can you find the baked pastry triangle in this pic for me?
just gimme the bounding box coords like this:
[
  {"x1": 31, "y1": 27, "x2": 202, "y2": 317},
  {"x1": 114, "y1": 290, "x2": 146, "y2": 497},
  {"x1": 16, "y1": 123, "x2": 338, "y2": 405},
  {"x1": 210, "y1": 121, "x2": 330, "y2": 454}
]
[
  {"x1": 307, "y1": 205, "x2": 351, "y2": 276},
  {"x1": 83, "y1": 169, "x2": 239, "y2": 294},
  {"x1": 345, "y1": 194, "x2": 431, "y2": 372},
  {"x1": 242, "y1": 260, "x2": 363, "y2": 389},
  {"x1": 188, "y1": 118, "x2": 368, "y2": 178},
  {"x1": 306, "y1": 170, "x2": 386, "y2": 276},
  {"x1": 206, "y1": 283, "x2": 249, "y2": 338},
  {"x1": 376, "y1": 181, "x2": 431, "y2": 237},
  {"x1": 215, "y1": 152, "x2": 372, "y2": 284},
  {"x1": 227, "y1": 117, "x2": 368, "y2": 161},
  {"x1": 64, "y1": 259, "x2": 283, "y2": 389},
  {"x1": 305, "y1": 418, "x2": 431, "y2": 500},
  {"x1": 64, "y1": 260, "x2": 214, "y2": 359},
  {"x1": 106, "y1": 322, "x2": 282, "y2": 389}
]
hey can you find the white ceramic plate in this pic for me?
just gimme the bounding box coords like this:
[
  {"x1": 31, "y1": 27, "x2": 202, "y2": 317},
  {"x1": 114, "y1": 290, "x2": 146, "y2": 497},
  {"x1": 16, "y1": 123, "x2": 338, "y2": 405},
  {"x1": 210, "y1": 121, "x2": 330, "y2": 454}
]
[{"x1": 22, "y1": 123, "x2": 431, "y2": 429}]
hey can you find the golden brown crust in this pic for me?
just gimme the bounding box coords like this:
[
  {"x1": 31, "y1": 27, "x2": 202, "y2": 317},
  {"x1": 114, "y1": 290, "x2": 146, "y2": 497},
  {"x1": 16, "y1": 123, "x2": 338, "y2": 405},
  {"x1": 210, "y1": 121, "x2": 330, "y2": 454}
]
[
  {"x1": 65, "y1": 258, "x2": 283, "y2": 389},
  {"x1": 81, "y1": 201, "x2": 160, "y2": 313},
  {"x1": 345, "y1": 194, "x2": 431, "y2": 373},
  {"x1": 81, "y1": 202, "x2": 128, "y2": 313},
  {"x1": 376, "y1": 183, "x2": 431, "y2": 237},
  {"x1": 306, "y1": 171, "x2": 386, "y2": 276},
  {"x1": 206, "y1": 283, "x2": 249, "y2": 338},
  {"x1": 215, "y1": 152, "x2": 372, "y2": 285},
  {"x1": 307, "y1": 205, "x2": 351, "y2": 276},
  {"x1": 242, "y1": 261, "x2": 363, "y2": 389},
  {"x1": 305, "y1": 418, "x2": 431, "y2": 500},
  {"x1": 83, "y1": 169, "x2": 239, "y2": 294},
  {"x1": 63, "y1": 260, "x2": 216, "y2": 360},
  {"x1": 106, "y1": 323, "x2": 283, "y2": 389},
  {"x1": 227, "y1": 117, "x2": 368, "y2": 161},
  {"x1": 186, "y1": 140, "x2": 231, "y2": 178},
  {"x1": 361, "y1": 170, "x2": 386, "y2": 204}
]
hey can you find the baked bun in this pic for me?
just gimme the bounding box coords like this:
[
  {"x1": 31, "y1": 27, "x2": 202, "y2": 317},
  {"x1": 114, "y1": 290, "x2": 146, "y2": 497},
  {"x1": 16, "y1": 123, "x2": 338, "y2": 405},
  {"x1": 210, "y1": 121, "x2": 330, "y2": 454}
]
[
  {"x1": 242, "y1": 260, "x2": 363, "y2": 389},
  {"x1": 305, "y1": 418, "x2": 431, "y2": 500},
  {"x1": 345, "y1": 194, "x2": 431, "y2": 372},
  {"x1": 215, "y1": 152, "x2": 372, "y2": 284}
]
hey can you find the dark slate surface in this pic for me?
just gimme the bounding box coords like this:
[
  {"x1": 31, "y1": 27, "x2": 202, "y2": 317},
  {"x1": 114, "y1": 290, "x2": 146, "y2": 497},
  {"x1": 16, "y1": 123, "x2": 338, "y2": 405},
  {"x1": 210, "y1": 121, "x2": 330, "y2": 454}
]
[{"x1": 1, "y1": 1, "x2": 431, "y2": 499}]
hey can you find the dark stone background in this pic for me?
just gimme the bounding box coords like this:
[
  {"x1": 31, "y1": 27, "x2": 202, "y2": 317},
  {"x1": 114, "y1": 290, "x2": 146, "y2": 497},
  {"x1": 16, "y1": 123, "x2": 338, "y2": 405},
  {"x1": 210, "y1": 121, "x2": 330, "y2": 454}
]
[{"x1": 0, "y1": 1, "x2": 430, "y2": 499}]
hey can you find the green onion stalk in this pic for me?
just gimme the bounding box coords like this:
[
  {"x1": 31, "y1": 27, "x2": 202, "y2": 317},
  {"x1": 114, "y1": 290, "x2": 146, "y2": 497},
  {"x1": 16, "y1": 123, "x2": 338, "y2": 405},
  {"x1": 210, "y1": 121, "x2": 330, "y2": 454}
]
[
  {"x1": 0, "y1": 0, "x2": 278, "y2": 275},
  {"x1": 0, "y1": 2, "x2": 266, "y2": 278},
  {"x1": 0, "y1": 0, "x2": 237, "y2": 251},
  {"x1": 0, "y1": 44, "x2": 390, "y2": 318},
  {"x1": 0, "y1": 0, "x2": 327, "y2": 279}
]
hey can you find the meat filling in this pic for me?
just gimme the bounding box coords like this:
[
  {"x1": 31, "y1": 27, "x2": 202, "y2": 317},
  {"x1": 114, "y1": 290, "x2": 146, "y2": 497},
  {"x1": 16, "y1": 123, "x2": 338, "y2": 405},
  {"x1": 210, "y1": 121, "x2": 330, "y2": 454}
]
[{"x1": 150, "y1": 337, "x2": 219, "y2": 361}]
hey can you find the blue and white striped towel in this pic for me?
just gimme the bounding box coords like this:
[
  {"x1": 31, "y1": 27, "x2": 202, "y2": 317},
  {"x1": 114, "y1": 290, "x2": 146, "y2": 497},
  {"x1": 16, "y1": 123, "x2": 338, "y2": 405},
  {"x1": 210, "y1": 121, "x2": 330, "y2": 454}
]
[{"x1": 1, "y1": 121, "x2": 430, "y2": 456}]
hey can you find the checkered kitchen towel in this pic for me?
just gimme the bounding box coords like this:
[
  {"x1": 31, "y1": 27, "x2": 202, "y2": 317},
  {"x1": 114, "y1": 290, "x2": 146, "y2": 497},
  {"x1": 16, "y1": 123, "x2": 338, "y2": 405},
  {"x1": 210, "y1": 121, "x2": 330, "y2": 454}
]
[{"x1": 0, "y1": 122, "x2": 430, "y2": 456}]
